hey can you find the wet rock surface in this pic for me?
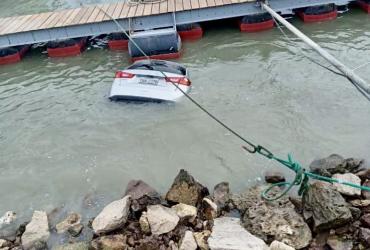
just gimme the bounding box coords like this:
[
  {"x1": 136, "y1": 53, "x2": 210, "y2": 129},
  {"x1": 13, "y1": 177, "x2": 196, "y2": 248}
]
[
  {"x1": 166, "y1": 169, "x2": 209, "y2": 206},
  {"x1": 303, "y1": 182, "x2": 352, "y2": 232},
  {"x1": 55, "y1": 212, "x2": 83, "y2": 237}
]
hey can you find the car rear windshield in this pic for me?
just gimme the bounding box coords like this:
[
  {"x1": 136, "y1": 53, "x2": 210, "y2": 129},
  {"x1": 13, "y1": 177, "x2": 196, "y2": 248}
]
[{"x1": 127, "y1": 61, "x2": 186, "y2": 75}]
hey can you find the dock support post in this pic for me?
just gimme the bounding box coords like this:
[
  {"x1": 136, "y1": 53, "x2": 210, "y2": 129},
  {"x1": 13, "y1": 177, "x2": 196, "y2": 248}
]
[{"x1": 261, "y1": 3, "x2": 370, "y2": 96}]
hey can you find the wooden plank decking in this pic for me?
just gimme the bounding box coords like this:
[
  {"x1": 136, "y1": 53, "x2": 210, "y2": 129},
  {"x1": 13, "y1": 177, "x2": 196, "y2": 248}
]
[{"x1": 0, "y1": 0, "x2": 254, "y2": 36}]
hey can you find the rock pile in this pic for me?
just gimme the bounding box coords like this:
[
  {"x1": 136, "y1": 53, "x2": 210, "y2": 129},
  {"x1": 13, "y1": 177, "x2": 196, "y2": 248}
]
[{"x1": 1, "y1": 154, "x2": 369, "y2": 250}]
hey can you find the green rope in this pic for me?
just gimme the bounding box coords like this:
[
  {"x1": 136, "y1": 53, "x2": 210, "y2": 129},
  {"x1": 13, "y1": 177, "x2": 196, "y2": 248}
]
[{"x1": 248, "y1": 147, "x2": 370, "y2": 201}]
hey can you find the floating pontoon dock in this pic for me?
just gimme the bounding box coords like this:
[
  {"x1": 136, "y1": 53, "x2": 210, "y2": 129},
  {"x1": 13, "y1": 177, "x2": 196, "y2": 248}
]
[{"x1": 0, "y1": 0, "x2": 351, "y2": 48}]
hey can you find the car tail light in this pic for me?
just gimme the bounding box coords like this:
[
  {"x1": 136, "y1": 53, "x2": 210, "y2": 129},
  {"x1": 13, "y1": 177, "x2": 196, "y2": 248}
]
[
  {"x1": 115, "y1": 71, "x2": 135, "y2": 78},
  {"x1": 165, "y1": 77, "x2": 191, "y2": 86}
]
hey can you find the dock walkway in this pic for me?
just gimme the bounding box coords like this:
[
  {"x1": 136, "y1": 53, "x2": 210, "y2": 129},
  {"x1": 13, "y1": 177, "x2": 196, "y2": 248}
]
[{"x1": 0, "y1": 0, "x2": 350, "y2": 48}]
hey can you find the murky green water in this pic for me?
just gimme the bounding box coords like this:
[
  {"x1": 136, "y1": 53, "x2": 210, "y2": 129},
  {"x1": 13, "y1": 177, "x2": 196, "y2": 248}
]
[{"x1": 0, "y1": 1, "x2": 370, "y2": 220}]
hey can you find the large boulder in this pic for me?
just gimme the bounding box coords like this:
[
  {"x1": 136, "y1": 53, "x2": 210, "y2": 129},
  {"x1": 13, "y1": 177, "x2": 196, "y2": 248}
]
[
  {"x1": 92, "y1": 195, "x2": 131, "y2": 234},
  {"x1": 332, "y1": 173, "x2": 361, "y2": 196},
  {"x1": 166, "y1": 169, "x2": 209, "y2": 206},
  {"x1": 208, "y1": 217, "x2": 269, "y2": 250},
  {"x1": 179, "y1": 231, "x2": 197, "y2": 250},
  {"x1": 91, "y1": 234, "x2": 127, "y2": 250},
  {"x1": 124, "y1": 180, "x2": 161, "y2": 212},
  {"x1": 310, "y1": 154, "x2": 364, "y2": 177},
  {"x1": 146, "y1": 205, "x2": 179, "y2": 235},
  {"x1": 237, "y1": 186, "x2": 311, "y2": 249},
  {"x1": 303, "y1": 182, "x2": 352, "y2": 232},
  {"x1": 21, "y1": 211, "x2": 50, "y2": 250}
]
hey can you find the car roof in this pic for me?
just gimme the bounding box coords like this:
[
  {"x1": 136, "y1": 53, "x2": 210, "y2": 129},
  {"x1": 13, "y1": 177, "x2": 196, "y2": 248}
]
[
  {"x1": 126, "y1": 60, "x2": 187, "y2": 75},
  {"x1": 130, "y1": 59, "x2": 185, "y2": 69}
]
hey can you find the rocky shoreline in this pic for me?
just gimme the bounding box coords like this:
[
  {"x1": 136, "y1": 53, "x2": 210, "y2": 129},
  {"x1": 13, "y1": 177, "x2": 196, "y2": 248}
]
[{"x1": 0, "y1": 154, "x2": 369, "y2": 250}]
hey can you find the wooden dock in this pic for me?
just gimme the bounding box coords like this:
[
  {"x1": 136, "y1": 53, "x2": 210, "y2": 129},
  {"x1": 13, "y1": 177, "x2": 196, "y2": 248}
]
[{"x1": 0, "y1": 0, "x2": 350, "y2": 48}]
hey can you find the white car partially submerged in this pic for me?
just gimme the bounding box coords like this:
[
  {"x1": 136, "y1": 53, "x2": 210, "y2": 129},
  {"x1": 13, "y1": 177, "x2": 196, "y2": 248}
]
[{"x1": 109, "y1": 60, "x2": 191, "y2": 102}]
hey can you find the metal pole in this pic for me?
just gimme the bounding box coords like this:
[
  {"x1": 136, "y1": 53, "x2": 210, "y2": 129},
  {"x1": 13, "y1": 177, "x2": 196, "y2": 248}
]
[{"x1": 261, "y1": 3, "x2": 370, "y2": 95}]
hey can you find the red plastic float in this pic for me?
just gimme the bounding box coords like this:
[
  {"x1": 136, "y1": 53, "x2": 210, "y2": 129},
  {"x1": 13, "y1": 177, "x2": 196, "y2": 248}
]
[
  {"x1": 177, "y1": 24, "x2": 203, "y2": 41},
  {"x1": 108, "y1": 39, "x2": 129, "y2": 50},
  {"x1": 108, "y1": 33, "x2": 129, "y2": 50},
  {"x1": 298, "y1": 10, "x2": 337, "y2": 22},
  {"x1": 47, "y1": 38, "x2": 87, "y2": 58},
  {"x1": 239, "y1": 13, "x2": 274, "y2": 32},
  {"x1": 357, "y1": 0, "x2": 370, "y2": 13},
  {"x1": 298, "y1": 4, "x2": 337, "y2": 23},
  {"x1": 0, "y1": 45, "x2": 30, "y2": 65},
  {"x1": 239, "y1": 19, "x2": 274, "y2": 32},
  {"x1": 131, "y1": 51, "x2": 182, "y2": 62}
]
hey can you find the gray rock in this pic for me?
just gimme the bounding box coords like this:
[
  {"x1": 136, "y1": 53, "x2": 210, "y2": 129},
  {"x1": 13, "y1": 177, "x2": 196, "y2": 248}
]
[
  {"x1": 264, "y1": 171, "x2": 286, "y2": 184},
  {"x1": 208, "y1": 217, "x2": 269, "y2": 250},
  {"x1": 166, "y1": 169, "x2": 209, "y2": 206},
  {"x1": 310, "y1": 154, "x2": 345, "y2": 176},
  {"x1": 21, "y1": 211, "x2": 50, "y2": 250},
  {"x1": 171, "y1": 203, "x2": 197, "y2": 221},
  {"x1": 332, "y1": 173, "x2": 361, "y2": 196},
  {"x1": 303, "y1": 182, "x2": 352, "y2": 232},
  {"x1": 310, "y1": 154, "x2": 364, "y2": 177},
  {"x1": 213, "y1": 182, "x2": 230, "y2": 210},
  {"x1": 179, "y1": 231, "x2": 197, "y2": 250},
  {"x1": 92, "y1": 195, "x2": 131, "y2": 234},
  {"x1": 91, "y1": 234, "x2": 127, "y2": 250},
  {"x1": 124, "y1": 180, "x2": 161, "y2": 212},
  {"x1": 56, "y1": 212, "x2": 83, "y2": 237},
  {"x1": 146, "y1": 205, "x2": 179, "y2": 235},
  {"x1": 269, "y1": 241, "x2": 295, "y2": 250},
  {"x1": 327, "y1": 235, "x2": 353, "y2": 250},
  {"x1": 52, "y1": 242, "x2": 90, "y2": 250},
  {"x1": 240, "y1": 186, "x2": 311, "y2": 249}
]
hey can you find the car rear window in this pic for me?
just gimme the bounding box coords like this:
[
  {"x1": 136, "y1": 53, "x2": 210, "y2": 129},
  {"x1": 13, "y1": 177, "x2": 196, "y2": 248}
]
[{"x1": 127, "y1": 61, "x2": 186, "y2": 75}]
